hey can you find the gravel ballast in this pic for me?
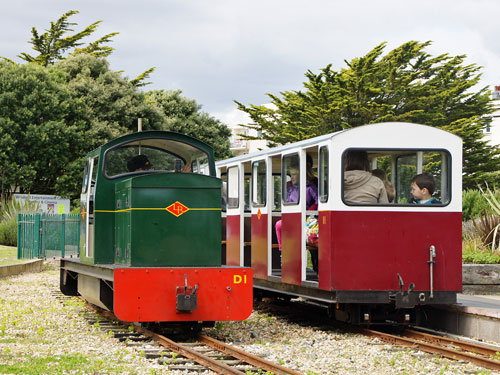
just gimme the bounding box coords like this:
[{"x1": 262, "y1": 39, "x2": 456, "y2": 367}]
[{"x1": 0, "y1": 265, "x2": 497, "y2": 375}]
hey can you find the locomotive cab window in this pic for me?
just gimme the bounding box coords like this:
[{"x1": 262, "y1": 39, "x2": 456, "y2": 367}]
[
  {"x1": 103, "y1": 138, "x2": 211, "y2": 177},
  {"x1": 342, "y1": 149, "x2": 451, "y2": 206}
]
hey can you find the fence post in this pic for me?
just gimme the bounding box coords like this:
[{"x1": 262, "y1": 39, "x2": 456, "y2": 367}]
[
  {"x1": 34, "y1": 213, "x2": 40, "y2": 258},
  {"x1": 17, "y1": 213, "x2": 22, "y2": 259},
  {"x1": 77, "y1": 214, "x2": 81, "y2": 257},
  {"x1": 61, "y1": 213, "x2": 66, "y2": 258}
]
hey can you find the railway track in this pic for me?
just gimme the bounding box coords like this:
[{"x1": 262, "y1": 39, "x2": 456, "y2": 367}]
[
  {"x1": 53, "y1": 291, "x2": 303, "y2": 374},
  {"x1": 361, "y1": 327, "x2": 500, "y2": 372},
  {"x1": 256, "y1": 297, "x2": 500, "y2": 372}
]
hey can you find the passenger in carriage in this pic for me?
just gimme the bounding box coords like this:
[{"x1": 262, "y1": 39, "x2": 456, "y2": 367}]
[
  {"x1": 276, "y1": 163, "x2": 318, "y2": 247},
  {"x1": 371, "y1": 169, "x2": 395, "y2": 203},
  {"x1": 285, "y1": 167, "x2": 318, "y2": 209},
  {"x1": 276, "y1": 159, "x2": 319, "y2": 271},
  {"x1": 409, "y1": 173, "x2": 441, "y2": 204},
  {"x1": 343, "y1": 151, "x2": 389, "y2": 204}
]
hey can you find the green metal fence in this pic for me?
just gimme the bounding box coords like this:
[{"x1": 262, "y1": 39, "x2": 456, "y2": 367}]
[{"x1": 17, "y1": 213, "x2": 80, "y2": 259}]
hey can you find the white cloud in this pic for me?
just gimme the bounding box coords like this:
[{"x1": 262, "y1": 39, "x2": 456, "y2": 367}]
[{"x1": 212, "y1": 107, "x2": 251, "y2": 128}]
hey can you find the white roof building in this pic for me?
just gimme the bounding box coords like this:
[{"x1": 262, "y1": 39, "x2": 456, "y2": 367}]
[
  {"x1": 483, "y1": 86, "x2": 500, "y2": 146},
  {"x1": 229, "y1": 125, "x2": 268, "y2": 156}
]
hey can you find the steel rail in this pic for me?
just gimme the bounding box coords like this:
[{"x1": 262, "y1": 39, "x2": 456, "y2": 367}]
[
  {"x1": 198, "y1": 333, "x2": 304, "y2": 375},
  {"x1": 403, "y1": 329, "x2": 500, "y2": 358},
  {"x1": 77, "y1": 298, "x2": 303, "y2": 374},
  {"x1": 133, "y1": 326, "x2": 246, "y2": 375},
  {"x1": 361, "y1": 328, "x2": 500, "y2": 371},
  {"x1": 80, "y1": 300, "x2": 246, "y2": 375}
]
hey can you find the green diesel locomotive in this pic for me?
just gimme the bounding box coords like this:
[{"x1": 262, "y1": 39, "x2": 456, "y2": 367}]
[{"x1": 60, "y1": 131, "x2": 253, "y2": 324}]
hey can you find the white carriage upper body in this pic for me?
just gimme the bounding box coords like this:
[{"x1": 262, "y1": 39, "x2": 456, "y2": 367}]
[{"x1": 216, "y1": 122, "x2": 462, "y2": 214}]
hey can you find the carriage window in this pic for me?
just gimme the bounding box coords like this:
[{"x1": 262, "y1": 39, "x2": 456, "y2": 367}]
[
  {"x1": 282, "y1": 154, "x2": 300, "y2": 205},
  {"x1": 104, "y1": 138, "x2": 211, "y2": 177},
  {"x1": 273, "y1": 175, "x2": 282, "y2": 211},
  {"x1": 342, "y1": 149, "x2": 450, "y2": 206},
  {"x1": 395, "y1": 151, "x2": 450, "y2": 205},
  {"x1": 227, "y1": 167, "x2": 239, "y2": 208},
  {"x1": 252, "y1": 161, "x2": 266, "y2": 206},
  {"x1": 319, "y1": 147, "x2": 329, "y2": 203},
  {"x1": 244, "y1": 174, "x2": 251, "y2": 212},
  {"x1": 221, "y1": 174, "x2": 227, "y2": 212}
]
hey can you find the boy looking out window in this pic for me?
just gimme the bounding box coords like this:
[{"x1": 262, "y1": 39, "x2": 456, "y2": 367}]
[{"x1": 410, "y1": 173, "x2": 441, "y2": 204}]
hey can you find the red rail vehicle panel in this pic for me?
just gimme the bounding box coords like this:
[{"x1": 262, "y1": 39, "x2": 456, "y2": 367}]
[
  {"x1": 226, "y1": 215, "x2": 241, "y2": 266},
  {"x1": 322, "y1": 211, "x2": 462, "y2": 292},
  {"x1": 251, "y1": 212, "x2": 268, "y2": 279},
  {"x1": 281, "y1": 212, "x2": 302, "y2": 285},
  {"x1": 114, "y1": 267, "x2": 253, "y2": 322}
]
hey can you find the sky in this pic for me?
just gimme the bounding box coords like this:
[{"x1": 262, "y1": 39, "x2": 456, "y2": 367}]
[{"x1": 1, "y1": 0, "x2": 499, "y2": 127}]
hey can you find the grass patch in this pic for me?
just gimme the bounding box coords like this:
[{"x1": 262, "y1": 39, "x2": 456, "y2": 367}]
[
  {"x1": 0, "y1": 245, "x2": 16, "y2": 258},
  {"x1": 463, "y1": 248, "x2": 500, "y2": 264},
  {"x1": 0, "y1": 353, "x2": 136, "y2": 375},
  {"x1": 0, "y1": 354, "x2": 90, "y2": 375},
  {"x1": 0, "y1": 338, "x2": 16, "y2": 343},
  {"x1": 0, "y1": 245, "x2": 26, "y2": 266},
  {"x1": 0, "y1": 259, "x2": 26, "y2": 266}
]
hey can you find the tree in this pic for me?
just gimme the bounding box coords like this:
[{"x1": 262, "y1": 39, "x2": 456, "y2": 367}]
[
  {"x1": 147, "y1": 89, "x2": 233, "y2": 159},
  {"x1": 52, "y1": 55, "x2": 166, "y2": 198},
  {"x1": 0, "y1": 11, "x2": 233, "y2": 201},
  {"x1": 0, "y1": 61, "x2": 75, "y2": 196},
  {"x1": 0, "y1": 56, "x2": 165, "y2": 200},
  {"x1": 5, "y1": 10, "x2": 154, "y2": 86},
  {"x1": 236, "y1": 41, "x2": 500, "y2": 188},
  {"x1": 15, "y1": 10, "x2": 117, "y2": 66}
]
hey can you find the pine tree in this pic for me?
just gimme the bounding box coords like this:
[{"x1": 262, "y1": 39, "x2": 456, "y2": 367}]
[
  {"x1": 17, "y1": 10, "x2": 118, "y2": 66},
  {"x1": 6, "y1": 10, "x2": 154, "y2": 86}
]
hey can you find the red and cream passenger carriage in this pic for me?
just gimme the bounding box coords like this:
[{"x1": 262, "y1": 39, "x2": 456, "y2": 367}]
[{"x1": 216, "y1": 122, "x2": 462, "y2": 324}]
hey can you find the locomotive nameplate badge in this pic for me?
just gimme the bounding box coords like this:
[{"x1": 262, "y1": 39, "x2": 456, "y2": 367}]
[{"x1": 166, "y1": 201, "x2": 189, "y2": 217}]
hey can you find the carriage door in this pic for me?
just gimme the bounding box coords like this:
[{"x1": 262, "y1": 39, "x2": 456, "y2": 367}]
[
  {"x1": 251, "y1": 159, "x2": 269, "y2": 279},
  {"x1": 226, "y1": 164, "x2": 243, "y2": 266},
  {"x1": 281, "y1": 152, "x2": 302, "y2": 285},
  {"x1": 317, "y1": 144, "x2": 331, "y2": 288}
]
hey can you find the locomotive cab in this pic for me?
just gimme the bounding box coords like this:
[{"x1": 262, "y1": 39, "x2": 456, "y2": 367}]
[{"x1": 80, "y1": 134, "x2": 219, "y2": 265}]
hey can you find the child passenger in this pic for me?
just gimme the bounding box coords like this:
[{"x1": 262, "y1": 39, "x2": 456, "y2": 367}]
[
  {"x1": 410, "y1": 173, "x2": 441, "y2": 204},
  {"x1": 371, "y1": 169, "x2": 395, "y2": 203}
]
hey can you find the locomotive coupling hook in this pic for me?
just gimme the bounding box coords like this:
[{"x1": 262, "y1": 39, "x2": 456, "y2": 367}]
[{"x1": 176, "y1": 274, "x2": 198, "y2": 312}]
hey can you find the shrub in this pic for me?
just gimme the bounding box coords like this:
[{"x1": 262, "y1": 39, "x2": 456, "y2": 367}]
[
  {"x1": 0, "y1": 197, "x2": 41, "y2": 246},
  {"x1": 469, "y1": 184, "x2": 500, "y2": 252},
  {"x1": 463, "y1": 248, "x2": 500, "y2": 264},
  {"x1": 462, "y1": 234, "x2": 500, "y2": 264},
  {"x1": 1, "y1": 197, "x2": 41, "y2": 222},
  {"x1": 462, "y1": 189, "x2": 490, "y2": 222},
  {"x1": 0, "y1": 218, "x2": 17, "y2": 246},
  {"x1": 473, "y1": 213, "x2": 500, "y2": 250}
]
